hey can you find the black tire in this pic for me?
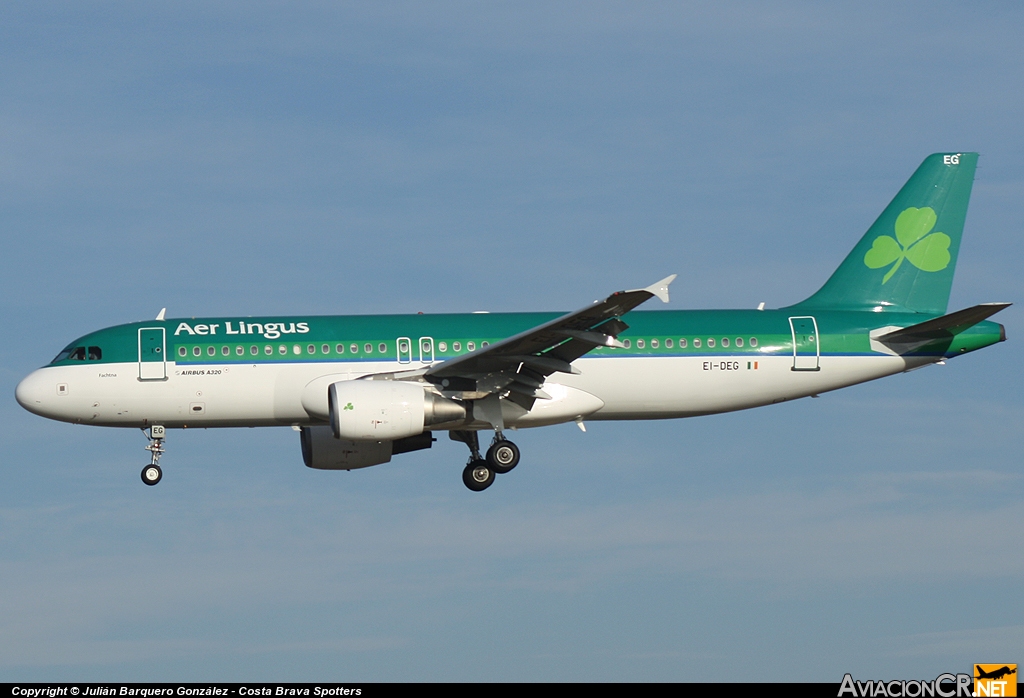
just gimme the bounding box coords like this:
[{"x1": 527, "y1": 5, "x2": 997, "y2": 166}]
[
  {"x1": 462, "y1": 459, "x2": 494, "y2": 491},
  {"x1": 486, "y1": 440, "x2": 520, "y2": 474},
  {"x1": 141, "y1": 464, "x2": 162, "y2": 486}
]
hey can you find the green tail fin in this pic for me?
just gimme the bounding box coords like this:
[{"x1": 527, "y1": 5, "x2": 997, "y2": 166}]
[{"x1": 791, "y1": 153, "x2": 977, "y2": 315}]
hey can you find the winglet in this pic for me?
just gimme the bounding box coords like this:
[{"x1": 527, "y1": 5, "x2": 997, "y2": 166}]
[
  {"x1": 642, "y1": 274, "x2": 677, "y2": 304},
  {"x1": 156, "y1": 308, "x2": 166, "y2": 321}
]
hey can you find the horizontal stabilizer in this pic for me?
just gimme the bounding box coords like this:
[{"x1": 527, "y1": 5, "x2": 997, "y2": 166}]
[{"x1": 875, "y1": 302, "x2": 1010, "y2": 353}]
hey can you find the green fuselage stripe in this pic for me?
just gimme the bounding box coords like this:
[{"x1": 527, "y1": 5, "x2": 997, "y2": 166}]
[{"x1": 46, "y1": 308, "x2": 1004, "y2": 368}]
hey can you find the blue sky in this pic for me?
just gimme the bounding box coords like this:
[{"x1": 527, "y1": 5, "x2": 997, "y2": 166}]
[{"x1": 1, "y1": 2, "x2": 1022, "y2": 681}]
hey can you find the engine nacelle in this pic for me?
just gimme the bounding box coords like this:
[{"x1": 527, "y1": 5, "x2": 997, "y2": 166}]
[
  {"x1": 328, "y1": 380, "x2": 465, "y2": 441},
  {"x1": 300, "y1": 426, "x2": 434, "y2": 470}
]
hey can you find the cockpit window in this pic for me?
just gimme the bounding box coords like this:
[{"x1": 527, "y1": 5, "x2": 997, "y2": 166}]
[{"x1": 52, "y1": 346, "x2": 94, "y2": 362}]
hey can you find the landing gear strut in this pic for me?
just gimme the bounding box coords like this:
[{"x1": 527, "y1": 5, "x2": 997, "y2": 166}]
[
  {"x1": 141, "y1": 425, "x2": 165, "y2": 486},
  {"x1": 451, "y1": 429, "x2": 520, "y2": 491}
]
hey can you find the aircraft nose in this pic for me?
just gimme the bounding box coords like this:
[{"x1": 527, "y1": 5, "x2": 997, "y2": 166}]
[{"x1": 16, "y1": 369, "x2": 51, "y2": 417}]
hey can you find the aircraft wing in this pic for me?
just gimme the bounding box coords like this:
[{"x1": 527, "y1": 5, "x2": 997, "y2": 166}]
[{"x1": 423, "y1": 275, "x2": 676, "y2": 403}]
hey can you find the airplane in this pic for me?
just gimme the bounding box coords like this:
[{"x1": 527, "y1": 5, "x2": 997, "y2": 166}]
[
  {"x1": 975, "y1": 666, "x2": 1016, "y2": 681},
  {"x1": 15, "y1": 153, "x2": 1009, "y2": 492}
]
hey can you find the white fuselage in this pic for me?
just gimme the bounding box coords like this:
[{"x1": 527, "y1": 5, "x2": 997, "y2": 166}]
[{"x1": 15, "y1": 353, "x2": 926, "y2": 430}]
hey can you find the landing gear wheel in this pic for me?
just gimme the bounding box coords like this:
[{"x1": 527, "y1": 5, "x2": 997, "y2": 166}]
[
  {"x1": 487, "y1": 440, "x2": 520, "y2": 474},
  {"x1": 462, "y1": 459, "x2": 495, "y2": 492},
  {"x1": 141, "y1": 464, "x2": 163, "y2": 486}
]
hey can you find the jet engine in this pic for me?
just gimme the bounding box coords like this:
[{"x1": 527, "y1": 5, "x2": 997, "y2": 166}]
[
  {"x1": 328, "y1": 380, "x2": 466, "y2": 441},
  {"x1": 300, "y1": 425, "x2": 435, "y2": 470}
]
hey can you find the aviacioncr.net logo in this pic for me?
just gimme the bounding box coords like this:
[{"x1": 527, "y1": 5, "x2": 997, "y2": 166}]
[
  {"x1": 838, "y1": 673, "x2": 973, "y2": 698},
  {"x1": 864, "y1": 206, "x2": 952, "y2": 284}
]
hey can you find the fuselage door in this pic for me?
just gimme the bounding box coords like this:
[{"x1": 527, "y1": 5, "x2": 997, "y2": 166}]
[
  {"x1": 397, "y1": 337, "x2": 412, "y2": 364},
  {"x1": 419, "y1": 336, "x2": 434, "y2": 364},
  {"x1": 788, "y1": 316, "x2": 820, "y2": 371},
  {"x1": 138, "y1": 327, "x2": 167, "y2": 381}
]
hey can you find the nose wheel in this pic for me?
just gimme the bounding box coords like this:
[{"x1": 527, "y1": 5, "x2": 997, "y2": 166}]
[
  {"x1": 141, "y1": 464, "x2": 163, "y2": 486},
  {"x1": 141, "y1": 425, "x2": 166, "y2": 486}
]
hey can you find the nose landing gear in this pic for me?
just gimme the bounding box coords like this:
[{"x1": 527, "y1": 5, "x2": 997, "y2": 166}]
[{"x1": 141, "y1": 425, "x2": 165, "y2": 486}]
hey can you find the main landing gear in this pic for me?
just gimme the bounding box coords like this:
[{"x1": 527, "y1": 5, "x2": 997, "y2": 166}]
[
  {"x1": 141, "y1": 425, "x2": 166, "y2": 486},
  {"x1": 453, "y1": 430, "x2": 521, "y2": 492}
]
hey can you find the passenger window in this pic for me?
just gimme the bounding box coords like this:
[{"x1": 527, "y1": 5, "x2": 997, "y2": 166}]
[
  {"x1": 236, "y1": 346, "x2": 244, "y2": 356},
  {"x1": 278, "y1": 345, "x2": 287, "y2": 355},
  {"x1": 250, "y1": 346, "x2": 258, "y2": 356},
  {"x1": 482, "y1": 341, "x2": 489, "y2": 347},
  {"x1": 193, "y1": 347, "x2": 201, "y2": 357},
  {"x1": 665, "y1": 338, "x2": 673, "y2": 348},
  {"x1": 467, "y1": 341, "x2": 476, "y2": 351},
  {"x1": 623, "y1": 339, "x2": 631, "y2": 348},
  {"x1": 378, "y1": 342, "x2": 387, "y2": 353},
  {"x1": 651, "y1": 339, "x2": 659, "y2": 348},
  {"x1": 750, "y1": 337, "x2": 758, "y2": 347},
  {"x1": 679, "y1": 338, "x2": 687, "y2": 348},
  {"x1": 438, "y1": 342, "x2": 447, "y2": 352},
  {"x1": 321, "y1": 344, "x2": 329, "y2": 354},
  {"x1": 453, "y1": 342, "x2": 462, "y2": 352},
  {"x1": 722, "y1": 338, "x2": 729, "y2": 347},
  {"x1": 637, "y1": 339, "x2": 645, "y2": 348},
  {"x1": 693, "y1": 338, "x2": 701, "y2": 348},
  {"x1": 350, "y1": 343, "x2": 358, "y2": 354},
  {"x1": 364, "y1": 343, "x2": 372, "y2": 354},
  {"x1": 336, "y1": 344, "x2": 344, "y2": 354},
  {"x1": 264, "y1": 346, "x2": 272, "y2": 355},
  {"x1": 178, "y1": 347, "x2": 187, "y2": 358},
  {"x1": 736, "y1": 337, "x2": 744, "y2": 347},
  {"x1": 88, "y1": 346, "x2": 102, "y2": 360},
  {"x1": 208, "y1": 346, "x2": 216, "y2": 357},
  {"x1": 222, "y1": 346, "x2": 230, "y2": 356},
  {"x1": 708, "y1": 338, "x2": 715, "y2": 348}
]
